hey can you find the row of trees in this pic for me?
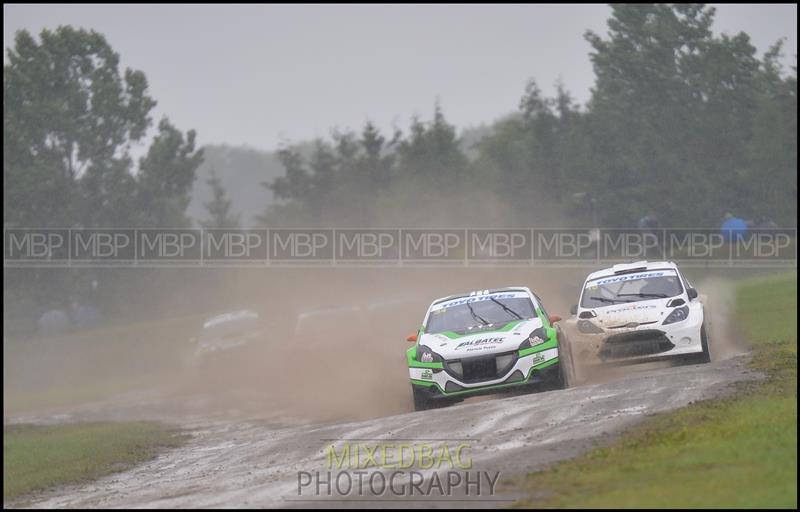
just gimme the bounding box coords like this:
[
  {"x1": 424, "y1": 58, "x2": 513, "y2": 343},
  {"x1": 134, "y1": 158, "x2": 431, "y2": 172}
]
[
  {"x1": 4, "y1": 26, "x2": 203, "y2": 229},
  {"x1": 6, "y1": 6, "x2": 796, "y2": 233},
  {"x1": 2, "y1": 5, "x2": 797, "y2": 335},
  {"x1": 3, "y1": 26, "x2": 206, "y2": 334},
  {"x1": 260, "y1": 4, "x2": 797, "y2": 228}
]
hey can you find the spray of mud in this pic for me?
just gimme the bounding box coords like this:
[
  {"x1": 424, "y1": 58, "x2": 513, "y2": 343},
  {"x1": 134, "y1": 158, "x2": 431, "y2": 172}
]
[{"x1": 3, "y1": 267, "x2": 749, "y2": 425}]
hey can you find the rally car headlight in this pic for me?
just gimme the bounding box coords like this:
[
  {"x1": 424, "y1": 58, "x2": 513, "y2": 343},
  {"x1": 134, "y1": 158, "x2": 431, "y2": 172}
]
[
  {"x1": 417, "y1": 345, "x2": 443, "y2": 363},
  {"x1": 519, "y1": 327, "x2": 548, "y2": 350},
  {"x1": 663, "y1": 305, "x2": 690, "y2": 325},
  {"x1": 577, "y1": 319, "x2": 604, "y2": 334}
]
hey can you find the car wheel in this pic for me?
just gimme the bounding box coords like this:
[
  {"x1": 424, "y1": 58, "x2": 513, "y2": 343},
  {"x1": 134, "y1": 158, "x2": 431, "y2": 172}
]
[
  {"x1": 554, "y1": 359, "x2": 569, "y2": 390},
  {"x1": 555, "y1": 330, "x2": 575, "y2": 389},
  {"x1": 697, "y1": 323, "x2": 711, "y2": 364},
  {"x1": 412, "y1": 385, "x2": 434, "y2": 411},
  {"x1": 412, "y1": 385, "x2": 460, "y2": 411}
]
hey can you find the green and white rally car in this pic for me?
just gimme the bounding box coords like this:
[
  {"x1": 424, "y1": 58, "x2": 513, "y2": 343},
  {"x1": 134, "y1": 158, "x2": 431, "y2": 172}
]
[{"x1": 407, "y1": 287, "x2": 575, "y2": 411}]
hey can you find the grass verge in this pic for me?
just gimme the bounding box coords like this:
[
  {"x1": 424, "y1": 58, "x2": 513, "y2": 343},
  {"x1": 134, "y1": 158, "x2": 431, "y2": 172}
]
[
  {"x1": 510, "y1": 272, "x2": 797, "y2": 508},
  {"x1": 3, "y1": 421, "x2": 186, "y2": 503}
]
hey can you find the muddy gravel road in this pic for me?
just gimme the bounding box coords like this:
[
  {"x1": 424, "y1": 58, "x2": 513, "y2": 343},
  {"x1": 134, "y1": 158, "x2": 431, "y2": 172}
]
[
  {"x1": 15, "y1": 354, "x2": 757, "y2": 508},
  {"x1": 5, "y1": 268, "x2": 759, "y2": 508}
]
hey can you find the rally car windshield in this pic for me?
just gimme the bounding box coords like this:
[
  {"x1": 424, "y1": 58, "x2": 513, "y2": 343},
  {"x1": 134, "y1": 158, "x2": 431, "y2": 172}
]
[
  {"x1": 580, "y1": 271, "x2": 683, "y2": 308},
  {"x1": 425, "y1": 296, "x2": 536, "y2": 334}
]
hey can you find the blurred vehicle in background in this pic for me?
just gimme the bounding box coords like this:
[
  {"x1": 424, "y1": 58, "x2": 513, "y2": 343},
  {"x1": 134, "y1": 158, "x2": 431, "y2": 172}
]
[
  {"x1": 69, "y1": 301, "x2": 101, "y2": 330},
  {"x1": 36, "y1": 301, "x2": 102, "y2": 336},
  {"x1": 292, "y1": 304, "x2": 367, "y2": 345},
  {"x1": 188, "y1": 309, "x2": 266, "y2": 369},
  {"x1": 37, "y1": 309, "x2": 72, "y2": 337},
  {"x1": 292, "y1": 297, "x2": 421, "y2": 347}
]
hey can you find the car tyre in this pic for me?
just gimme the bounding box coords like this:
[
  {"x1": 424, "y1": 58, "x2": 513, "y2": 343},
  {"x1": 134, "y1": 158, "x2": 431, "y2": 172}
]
[
  {"x1": 554, "y1": 330, "x2": 576, "y2": 389},
  {"x1": 412, "y1": 385, "x2": 434, "y2": 411},
  {"x1": 412, "y1": 385, "x2": 461, "y2": 411},
  {"x1": 697, "y1": 323, "x2": 711, "y2": 364}
]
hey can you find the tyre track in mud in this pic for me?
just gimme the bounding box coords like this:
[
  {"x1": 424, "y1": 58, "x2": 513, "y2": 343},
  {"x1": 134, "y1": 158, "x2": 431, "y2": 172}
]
[{"x1": 18, "y1": 354, "x2": 757, "y2": 508}]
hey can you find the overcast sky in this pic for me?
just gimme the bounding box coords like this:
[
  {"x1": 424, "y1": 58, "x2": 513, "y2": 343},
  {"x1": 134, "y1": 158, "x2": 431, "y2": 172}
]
[{"x1": 4, "y1": 4, "x2": 797, "y2": 153}]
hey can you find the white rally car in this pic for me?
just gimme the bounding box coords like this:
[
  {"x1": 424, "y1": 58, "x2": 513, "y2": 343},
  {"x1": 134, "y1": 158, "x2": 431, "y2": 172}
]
[
  {"x1": 568, "y1": 261, "x2": 710, "y2": 365},
  {"x1": 406, "y1": 287, "x2": 575, "y2": 411}
]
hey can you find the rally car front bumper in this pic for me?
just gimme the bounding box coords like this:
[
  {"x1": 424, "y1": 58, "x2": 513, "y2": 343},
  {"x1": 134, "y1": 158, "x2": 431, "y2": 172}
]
[
  {"x1": 569, "y1": 313, "x2": 704, "y2": 364},
  {"x1": 408, "y1": 348, "x2": 560, "y2": 399}
]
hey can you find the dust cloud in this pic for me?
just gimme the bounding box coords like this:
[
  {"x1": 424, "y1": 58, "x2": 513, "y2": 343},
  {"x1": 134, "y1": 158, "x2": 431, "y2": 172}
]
[
  {"x1": 168, "y1": 266, "x2": 589, "y2": 423},
  {"x1": 3, "y1": 267, "x2": 746, "y2": 425}
]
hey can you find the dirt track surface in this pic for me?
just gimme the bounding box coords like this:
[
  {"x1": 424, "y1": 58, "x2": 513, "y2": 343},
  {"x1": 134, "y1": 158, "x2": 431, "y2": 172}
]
[
  {"x1": 14, "y1": 354, "x2": 757, "y2": 509},
  {"x1": 5, "y1": 268, "x2": 760, "y2": 508}
]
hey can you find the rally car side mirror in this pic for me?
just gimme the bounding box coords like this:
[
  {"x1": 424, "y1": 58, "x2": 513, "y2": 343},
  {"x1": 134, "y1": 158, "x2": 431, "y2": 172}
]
[
  {"x1": 407, "y1": 333, "x2": 418, "y2": 342},
  {"x1": 549, "y1": 315, "x2": 562, "y2": 324},
  {"x1": 687, "y1": 288, "x2": 698, "y2": 300},
  {"x1": 570, "y1": 304, "x2": 578, "y2": 315}
]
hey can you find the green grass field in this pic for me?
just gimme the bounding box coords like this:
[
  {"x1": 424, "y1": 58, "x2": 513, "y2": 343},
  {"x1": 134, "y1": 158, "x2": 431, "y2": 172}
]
[
  {"x1": 510, "y1": 272, "x2": 797, "y2": 508},
  {"x1": 3, "y1": 421, "x2": 186, "y2": 503}
]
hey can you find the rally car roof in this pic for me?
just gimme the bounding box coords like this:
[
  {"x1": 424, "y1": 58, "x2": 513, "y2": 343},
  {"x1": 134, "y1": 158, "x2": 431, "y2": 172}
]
[
  {"x1": 584, "y1": 260, "x2": 679, "y2": 282},
  {"x1": 431, "y1": 286, "x2": 532, "y2": 306}
]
